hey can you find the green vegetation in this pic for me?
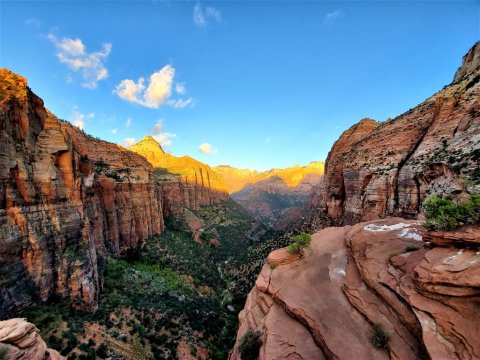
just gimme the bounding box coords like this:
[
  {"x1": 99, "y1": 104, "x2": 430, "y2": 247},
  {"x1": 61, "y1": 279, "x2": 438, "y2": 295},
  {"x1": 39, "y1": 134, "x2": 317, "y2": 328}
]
[
  {"x1": 287, "y1": 232, "x2": 312, "y2": 254},
  {"x1": 21, "y1": 199, "x2": 287, "y2": 360},
  {"x1": 370, "y1": 323, "x2": 389, "y2": 349},
  {"x1": 404, "y1": 244, "x2": 422, "y2": 253},
  {"x1": 269, "y1": 263, "x2": 277, "y2": 270},
  {"x1": 238, "y1": 329, "x2": 262, "y2": 360},
  {"x1": 423, "y1": 194, "x2": 480, "y2": 231}
]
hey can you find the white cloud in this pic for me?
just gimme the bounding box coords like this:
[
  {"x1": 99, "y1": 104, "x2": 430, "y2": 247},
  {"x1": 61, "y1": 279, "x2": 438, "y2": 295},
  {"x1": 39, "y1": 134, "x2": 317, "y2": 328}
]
[
  {"x1": 125, "y1": 117, "x2": 132, "y2": 128},
  {"x1": 68, "y1": 106, "x2": 94, "y2": 130},
  {"x1": 324, "y1": 10, "x2": 342, "y2": 25},
  {"x1": 122, "y1": 138, "x2": 136, "y2": 148},
  {"x1": 48, "y1": 33, "x2": 111, "y2": 88},
  {"x1": 175, "y1": 82, "x2": 186, "y2": 95},
  {"x1": 114, "y1": 65, "x2": 194, "y2": 109},
  {"x1": 151, "y1": 120, "x2": 176, "y2": 147},
  {"x1": 198, "y1": 142, "x2": 218, "y2": 155},
  {"x1": 193, "y1": 3, "x2": 222, "y2": 27},
  {"x1": 25, "y1": 17, "x2": 41, "y2": 27},
  {"x1": 111, "y1": 128, "x2": 118, "y2": 134},
  {"x1": 167, "y1": 97, "x2": 195, "y2": 109}
]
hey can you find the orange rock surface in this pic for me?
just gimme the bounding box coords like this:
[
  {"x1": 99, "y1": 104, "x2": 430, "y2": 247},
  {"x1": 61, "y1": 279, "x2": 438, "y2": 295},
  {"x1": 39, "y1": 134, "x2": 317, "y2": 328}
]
[
  {"x1": 231, "y1": 219, "x2": 480, "y2": 359},
  {"x1": 214, "y1": 162, "x2": 324, "y2": 194},
  {"x1": 0, "y1": 318, "x2": 64, "y2": 360},
  {"x1": 130, "y1": 136, "x2": 228, "y2": 193}
]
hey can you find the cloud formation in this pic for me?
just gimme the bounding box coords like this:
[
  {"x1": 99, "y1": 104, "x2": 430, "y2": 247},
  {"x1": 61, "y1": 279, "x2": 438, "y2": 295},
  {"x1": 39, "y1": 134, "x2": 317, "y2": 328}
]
[
  {"x1": 175, "y1": 82, "x2": 186, "y2": 95},
  {"x1": 114, "y1": 65, "x2": 194, "y2": 109},
  {"x1": 122, "y1": 138, "x2": 136, "y2": 148},
  {"x1": 48, "y1": 34, "x2": 111, "y2": 88},
  {"x1": 152, "y1": 120, "x2": 176, "y2": 147},
  {"x1": 69, "y1": 106, "x2": 94, "y2": 129},
  {"x1": 125, "y1": 117, "x2": 132, "y2": 128},
  {"x1": 193, "y1": 3, "x2": 222, "y2": 27},
  {"x1": 198, "y1": 142, "x2": 218, "y2": 155},
  {"x1": 324, "y1": 10, "x2": 343, "y2": 25}
]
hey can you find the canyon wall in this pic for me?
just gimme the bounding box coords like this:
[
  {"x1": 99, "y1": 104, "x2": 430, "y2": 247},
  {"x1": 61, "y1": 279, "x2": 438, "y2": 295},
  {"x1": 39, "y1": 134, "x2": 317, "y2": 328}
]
[
  {"x1": 0, "y1": 69, "x2": 227, "y2": 319},
  {"x1": 300, "y1": 42, "x2": 480, "y2": 230},
  {"x1": 230, "y1": 220, "x2": 480, "y2": 360}
]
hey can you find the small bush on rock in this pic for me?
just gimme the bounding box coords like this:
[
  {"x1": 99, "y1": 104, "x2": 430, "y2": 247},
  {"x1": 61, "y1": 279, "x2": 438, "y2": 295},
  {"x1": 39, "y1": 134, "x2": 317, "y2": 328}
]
[
  {"x1": 371, "y1": 323, "x2": 389, "y2": 349},
  {"x1": 423, "y1": 194, "x2": 480, "y2": 231},
  {"x1": 239, "y1": 329, "x2": 262, "y2": 360},
  {"x1": 287, "y1": 232, "x2": 312, "y2": 254}
]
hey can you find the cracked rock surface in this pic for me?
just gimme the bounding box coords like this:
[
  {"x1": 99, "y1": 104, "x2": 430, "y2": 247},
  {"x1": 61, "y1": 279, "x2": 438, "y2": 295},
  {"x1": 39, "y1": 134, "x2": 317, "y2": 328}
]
[{"x1": 230, "y1": 218, "x2": 480, "y2": 360}]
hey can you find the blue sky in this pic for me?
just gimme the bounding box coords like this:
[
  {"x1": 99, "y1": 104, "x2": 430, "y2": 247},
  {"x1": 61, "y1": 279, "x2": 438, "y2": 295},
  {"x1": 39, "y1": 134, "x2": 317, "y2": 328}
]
[{"x1": 1, "y1": 1, "x2": 478, "y2": 170}]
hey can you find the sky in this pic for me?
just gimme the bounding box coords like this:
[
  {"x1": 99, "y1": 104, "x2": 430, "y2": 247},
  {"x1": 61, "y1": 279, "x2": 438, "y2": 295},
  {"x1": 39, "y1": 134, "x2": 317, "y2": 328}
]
[{"x1": 0, "y1": 1, "x2": 479, "y2": 170}]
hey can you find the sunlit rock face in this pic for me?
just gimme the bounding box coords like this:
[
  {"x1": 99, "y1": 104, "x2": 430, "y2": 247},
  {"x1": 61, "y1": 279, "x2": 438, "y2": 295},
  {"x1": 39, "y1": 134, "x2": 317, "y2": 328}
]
[
  {"x1": 230, "y1": 219, "x2": 480, "y2": 360},
  {"x1": 294, "y1": 42, "x2": 480, "y2": 231},
  {"x1": 0, "y1": 68, "x2": 167, "y2": 316},
  {"x1": 214, "y1": 161, "x2": 325, "y2": 194}
]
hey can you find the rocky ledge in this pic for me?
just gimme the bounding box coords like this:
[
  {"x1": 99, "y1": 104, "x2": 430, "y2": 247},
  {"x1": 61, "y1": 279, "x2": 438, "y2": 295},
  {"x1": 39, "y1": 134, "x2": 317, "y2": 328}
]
[
  {"x1": 230, "y1": 218, "x2": 480, "y2": 359},
  {"x1": 0, "y1": 318, "x2": 64, "y2": 360}
]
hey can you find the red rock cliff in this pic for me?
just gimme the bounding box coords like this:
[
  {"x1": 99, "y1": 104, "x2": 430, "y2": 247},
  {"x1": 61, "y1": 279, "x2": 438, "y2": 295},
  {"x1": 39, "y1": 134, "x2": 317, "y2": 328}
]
[
  {"x1": 231, "y1": 219, "x2": 480, "y2": 359},
  {"x1": 0, "y1": 69, "x2": 227, "y2": 318},
  {"x1": 301, "y1": 42, "x2": 480, "y2": 229},
  {"x1": 0, "y1": 69, "x2": 165, "y2": 316}
]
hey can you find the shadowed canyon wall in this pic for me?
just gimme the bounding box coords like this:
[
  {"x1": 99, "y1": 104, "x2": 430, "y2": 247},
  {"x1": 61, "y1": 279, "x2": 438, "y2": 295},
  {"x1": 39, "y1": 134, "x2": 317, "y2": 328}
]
[{"x1": 0, "y1": 69, "x2": 227, "y2": 318}]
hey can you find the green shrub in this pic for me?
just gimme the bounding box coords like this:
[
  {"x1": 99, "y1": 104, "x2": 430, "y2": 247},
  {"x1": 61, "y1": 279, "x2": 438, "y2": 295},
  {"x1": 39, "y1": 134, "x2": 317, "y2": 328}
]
[
  {"x1": 287, "y1": 242, "x2": 301, "y2": 254},
  {"x1": 371, "y1": 323, "x2": 389, "y2": 349},
  {"x1": 423, "y1": 194, "x2": 480, "y2": 231},
  {"x1": 269, "y1": 263, "x2": 277, "y2": 270},
  {"x1": 239, "y1": 329, "x2": 262, "y2": 360},
  {"x1": 291, "y1": 232, "x2": 312, "y2": 247},
  {"x1": 287, "y1": 232, "x2": 312, "y2": 254},
  {"x1": 404, "y1": 245, "x2": 421, "y2": 253}
]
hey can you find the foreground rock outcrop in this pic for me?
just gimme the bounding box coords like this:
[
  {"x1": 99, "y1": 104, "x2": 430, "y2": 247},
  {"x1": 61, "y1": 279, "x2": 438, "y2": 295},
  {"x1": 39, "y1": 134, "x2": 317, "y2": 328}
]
[
  {"x1": 231, "y1": 219, "x2": 480, "y2": 359},
  {"x1": 0, "y1": 318, "x2": 64, "y2": 360},
  {"x1": 0, "y1": 69, "x2": 226, "y2": 318},
  {"x1": 297, "y1": 42, "x2": 480, "y2": 230}
]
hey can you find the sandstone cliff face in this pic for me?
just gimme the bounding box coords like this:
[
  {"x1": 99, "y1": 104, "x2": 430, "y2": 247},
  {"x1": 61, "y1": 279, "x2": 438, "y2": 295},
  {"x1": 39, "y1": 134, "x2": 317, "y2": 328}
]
[
  {"x1": 231, "y1": 174, "x2": 322, "y2": 223},
  {"x1": 129, "y1": 136, "x2": 229, "y2": 215},
  {"x1": 231, "y1": 219, "x2": 480, "y2": 360},
  {"x1": 301, "y1": 42, "x2": 480, "y2": 229},
  {"x1": 0, "y1": 69, "x2": 166, "y2": 317},
  {"x1": 214, "y1": 162, "x2": 325, "y2": 194},
  {"x1": 0, "y1": 318, "x2": 64, "y2": 360}
]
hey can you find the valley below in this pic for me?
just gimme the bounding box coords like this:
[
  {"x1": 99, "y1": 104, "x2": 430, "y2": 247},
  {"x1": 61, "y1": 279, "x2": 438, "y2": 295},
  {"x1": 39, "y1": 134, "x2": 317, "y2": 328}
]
[{"x1": 1, "y1": 40, "x2": 480, "y2": 360}]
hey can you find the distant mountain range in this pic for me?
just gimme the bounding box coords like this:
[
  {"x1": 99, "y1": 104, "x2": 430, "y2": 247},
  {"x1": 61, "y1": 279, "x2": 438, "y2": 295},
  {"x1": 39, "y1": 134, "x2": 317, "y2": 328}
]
[{"x1": 129, "y1": 136, "x2": 324, "y2": 220}]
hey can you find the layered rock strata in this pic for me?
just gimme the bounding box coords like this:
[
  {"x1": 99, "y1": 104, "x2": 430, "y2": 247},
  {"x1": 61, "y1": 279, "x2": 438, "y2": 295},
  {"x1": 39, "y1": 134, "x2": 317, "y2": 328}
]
[
  {"x1": 0, "y1": 318, "x2": 64, "y2": 360},
  {"x1": 231, "y1": 219, "x2": 480, "y2": 360},
  {"x1": 0, "y1": 69, "x2": 226, "y2": 318},
  {"x1": 299, "y1": 42, "x2": 480, "y2": 230}
]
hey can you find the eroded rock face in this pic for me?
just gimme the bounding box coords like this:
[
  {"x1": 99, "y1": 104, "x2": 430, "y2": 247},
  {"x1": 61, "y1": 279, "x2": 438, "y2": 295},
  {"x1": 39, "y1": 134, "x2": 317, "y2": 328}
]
[
  {"x1": 0, "y1": 69, "x2": 166, "y2": 317},
  {"x1": 299, "y1": 42, "x2": 480, "y2": 230},
  {"x1": 231, "y1": 174, "x2": 323, "y2": 223},
  {"x1": 231, "y1": 219, "x2": 480, "y2": 360},
  {"x1": 129, "y1": 136, "x2": 229, "y2": 215},
  {"x1": 0, "y1": 318, "x2": 64, "y2": 360},
  {"x1": 0, "y1": 69, "x2": 226, "y2": 318}
]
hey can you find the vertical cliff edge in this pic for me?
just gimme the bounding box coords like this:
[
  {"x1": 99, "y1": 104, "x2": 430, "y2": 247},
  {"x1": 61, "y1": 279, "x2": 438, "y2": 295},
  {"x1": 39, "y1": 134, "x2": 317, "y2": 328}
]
[
  {"x1": 298, "y1": 41, "x2": 480, "y2": 230},
  {"x1": 0, "y1": 69, "x2": 227, "y2": 318}
]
